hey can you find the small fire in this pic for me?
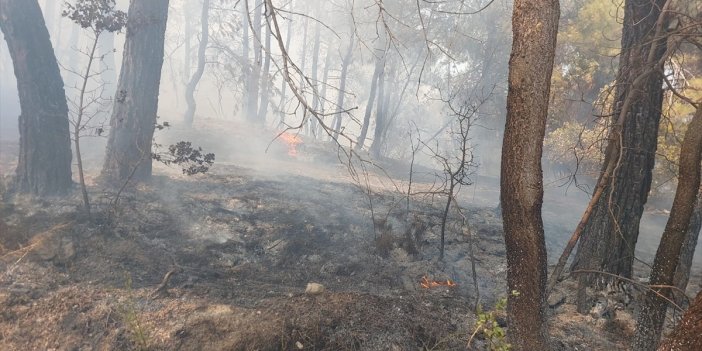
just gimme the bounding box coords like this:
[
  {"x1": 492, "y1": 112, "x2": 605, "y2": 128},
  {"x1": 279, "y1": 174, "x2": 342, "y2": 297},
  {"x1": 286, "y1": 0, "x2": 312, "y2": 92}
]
[
  {"x1": 420, "y1": 276, "x2": 457, "y2": 289},
  {"x1": 279, "y1": 132, "x2": 303, "y2": 157}
]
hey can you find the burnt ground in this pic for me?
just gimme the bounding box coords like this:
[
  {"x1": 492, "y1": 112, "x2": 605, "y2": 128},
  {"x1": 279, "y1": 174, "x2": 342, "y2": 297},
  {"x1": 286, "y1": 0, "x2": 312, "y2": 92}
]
[{"x1": 0, "y1": 128, "x2": 697, "y2": 350}]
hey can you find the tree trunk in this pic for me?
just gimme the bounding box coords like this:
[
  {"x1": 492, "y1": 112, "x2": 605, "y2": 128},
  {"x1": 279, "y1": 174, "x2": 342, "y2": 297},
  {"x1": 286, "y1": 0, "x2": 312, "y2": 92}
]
[
  {"x1": 277, "y1": 15, "x2": 292, "y2": 127},
  {"x1": 101, "y1": 0, "x2": 169, "y2": 184},
  {"x1": 184, "y1": 0, "x2": 209, "y2": 126},
  {"x1": 183, "y1": 0, "x2": 191, "y2": 81},
  {"x1": 356, "y1": 54, "x2": 383, "y2": 150},
  {"x1": 572, "y1": 0, "x2": 669, "y2": 312},
  {"x1": 316, "y1": 48, "x2": 331, "y2": 137},
  {"x1": 332, "y1": 34, "x2": 354, "y2": 142},
  {"x1": 500, "y1": 0, "x2": 559, "y2": 349},
  {"x1": 633, "y1": 104, "x2": 702, "y2": 351},
  {"x1": 370, "y1": 63, "x2": 393, "y2": 158},
  {"x1": 257, "y1": 17, "x2": 271, "y2": 124},
  {"x1": 673, "y1": 189, "x2": 702, "y2": 305},
  {"x1": 0, "y1": 0, "x2": 73, "y2": 195},
  {"x1": 658, "y1": 289, "x2": 702, "y2": 351},
  {"x1": 307, "y1": 20, "x2": 321, "y2": 137},
  {"x1": 244, "y1": 0, "x2": 262, "y2": 124},
  {"x1": 241, "y1": 2, "x2": 249, "y2": 119}
]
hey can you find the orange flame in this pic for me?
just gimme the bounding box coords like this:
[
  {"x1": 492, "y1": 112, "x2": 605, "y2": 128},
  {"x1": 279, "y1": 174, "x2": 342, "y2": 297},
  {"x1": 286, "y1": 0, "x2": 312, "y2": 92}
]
[
  {"x1": 420, "y1": 276, "x2": 457, "y2": 289},
  {"x1": 279, "y1": 132, "x2": 303, "y2": 157}
]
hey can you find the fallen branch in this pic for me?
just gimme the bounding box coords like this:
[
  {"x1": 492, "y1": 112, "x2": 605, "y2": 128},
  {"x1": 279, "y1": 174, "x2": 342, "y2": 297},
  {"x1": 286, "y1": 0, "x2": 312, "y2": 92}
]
[{"x1": 150, "y1": 268, "x2": 180, "y2": 299}]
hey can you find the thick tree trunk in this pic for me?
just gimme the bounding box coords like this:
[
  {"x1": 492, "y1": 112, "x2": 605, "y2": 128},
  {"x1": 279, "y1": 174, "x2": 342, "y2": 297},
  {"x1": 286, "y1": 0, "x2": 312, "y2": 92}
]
[
  {"x1": 256, "y1": 20, "x2": 271, "y2": 124},
  {"x1": 500, "y1": 0, "x2": 559, "y2": 349},
  {"x1": 658, "y1": 289, "x2": 702, "y2": 351},
  {"x1": 0, "y1": 0, "x2": 72, "y2": 195},
  {"x1": 101, "y1": 0, "x2": 169, "y2": 184},
  {"x1": 572, "y1": 0, "x2": 669, "y2": 311},
  {"x1": 356, "y1": 55, "x2": 383, "y2": 150},
  {"x1": 332, "y1": 34, "x2": 354, "y2": 142},
  {"x1": 633, "y1": 104, "x2": 702, "y2": 351},
  {"x1": 184, "y1": 0, "x2": 210, "y2": 126}
]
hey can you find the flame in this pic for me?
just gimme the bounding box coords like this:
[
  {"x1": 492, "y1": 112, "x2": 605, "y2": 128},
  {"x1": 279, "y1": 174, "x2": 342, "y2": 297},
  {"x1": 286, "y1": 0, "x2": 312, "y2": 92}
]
[
  {"x1": 420, "y1": 276, "x2": 457, "y2": 289},
  {"x1": 279, "y1": 132, "x2": 303, "y2": 157}
]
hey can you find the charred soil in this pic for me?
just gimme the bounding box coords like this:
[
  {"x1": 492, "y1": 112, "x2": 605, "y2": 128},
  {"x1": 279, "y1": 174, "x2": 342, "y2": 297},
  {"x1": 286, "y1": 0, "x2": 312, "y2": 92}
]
[{"x1": 0, "y1": 141, "x2": 649, "y2": 350}]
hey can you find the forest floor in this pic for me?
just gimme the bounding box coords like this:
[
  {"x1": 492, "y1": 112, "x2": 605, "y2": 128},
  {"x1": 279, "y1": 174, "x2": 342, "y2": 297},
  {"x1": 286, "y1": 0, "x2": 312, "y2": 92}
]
[{"x1": 0, "y1": 122, "x2": 698, "y2": 350}]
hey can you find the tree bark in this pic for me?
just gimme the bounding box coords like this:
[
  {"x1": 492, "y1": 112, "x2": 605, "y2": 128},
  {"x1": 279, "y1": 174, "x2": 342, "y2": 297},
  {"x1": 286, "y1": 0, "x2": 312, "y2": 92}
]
[
  {"x1": 184, "y1": 0, "x2": 209, "y2": 126},
  {"x1": 332, "y1": 34, "x2": 354, "y2": 141},
  {"x1": 307, "y1": 20, "x2": 321, "y2": 137},
  {"x1": 0, "y1": 0, "x2": 73, "y2": 195},
  {"x1": 101, "y1": 0, "x2": 170, "y2": 184},
  {"x1": 633, "y1": 104, "x2": 702, "y2": 351},
  {"x1": 316, "y1": 47, "x2": 331, "y2": 137},
  {"x1": 370, "y1": 63, "x2": 393, "y2": 158},
  {"x1": 183, "y1": 0, "x2": 191, "y2": 81},
  {"x1": 572, "y1": 0, "x2": 669, "y2": 307},
  {"x1": 673, "y1": 189, "x2": 702, "y2": 305},
  {"x1": 500, "y1": 0, "x2": 559, "y2": 349},
  {"x1": 241, "y1": 2, "x2": 249, "y2": 119},
  {"x1": 277, "y1": 15, "x2": 292, "y2": 127},
  {"x1": 356, "y1": 54, "x2": 383, "y2": 150},
  {"x1": 256, "y1": 16, "x2": 271, "y2": 124},
  {"x1": 658, "y1": 289, "x2": 702, "y2": 351},
  {"x1": 245, "y1": 0, "x2": 262, "y2": 124}
]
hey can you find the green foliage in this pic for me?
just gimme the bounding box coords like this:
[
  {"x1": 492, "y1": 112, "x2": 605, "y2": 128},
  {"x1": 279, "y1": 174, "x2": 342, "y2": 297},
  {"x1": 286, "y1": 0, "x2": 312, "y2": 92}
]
[
  {"x1": 469, "y1": 291, "x2": 520, "y2": 351},
  {"x1": 544, "y1": 120, "x2": 606, "y2": 180},
  {"x1": 152, "y1": 141, "x2": 216, "y2": 176},
  {"x1": 654, "y1": 76, "x2": 702, "y2": 192},
  {"x1": 549, "y1": 0, "x2": 621, "y2": 129},
  {"x1": 63, "y1": 0, "x2": 127, "y2": 34}
]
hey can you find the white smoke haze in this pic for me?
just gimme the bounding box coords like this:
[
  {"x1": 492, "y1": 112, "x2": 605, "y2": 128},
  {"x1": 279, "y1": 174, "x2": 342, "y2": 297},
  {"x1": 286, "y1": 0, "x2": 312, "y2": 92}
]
[{"x1": 0, "y1": 0, "x2": 698, "y2": 266}]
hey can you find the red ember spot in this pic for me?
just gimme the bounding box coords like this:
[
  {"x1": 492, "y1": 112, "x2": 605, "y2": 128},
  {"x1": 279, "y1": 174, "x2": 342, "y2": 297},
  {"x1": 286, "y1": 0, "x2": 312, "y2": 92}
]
[{"x1": 420, "y1": 276, "x2": 457, "y2": 289}]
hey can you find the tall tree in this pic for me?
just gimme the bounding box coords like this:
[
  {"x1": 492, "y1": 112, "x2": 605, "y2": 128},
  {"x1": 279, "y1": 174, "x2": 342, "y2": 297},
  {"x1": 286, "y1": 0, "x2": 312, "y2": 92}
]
[
  {"x1": 370, "y1": 64, "x2": 393, "y2": 158},
  {"x1": 0, "y1": 0, "x2": 73, "y2": 195},
  {"x1": 332, "y1": 34, "x2": 354, "y2": 141},
  {"x1": 183, "y1": 0, "x2": 191, "y2": 81},
  {"x1": 500, "y1": 0, "x2": 559, "y2": 349},
  {"x1": 571, "y1": 0, "x2": 670, "y2": 311},
  {"x1": 101, "y1": 0, "x2": 169, "y2": 184},
  {"x1": 256, "y1": 15, "x2": 271, "y2": 123},
  {"x1": 633, "y1": 103, "x2": 702, "y2": 350},
  {"x1": 673, "y1": 189, "x2": 702, "y2": 304},
  {"x1": 277, "y1": 13, "x2": 292, "y2": 127},
  {"x1": 356, "y1": 48, "x2": 384, "y2": 150},
  {"x1": 184, "y1": 0, "x2": 210, "y2": 126},
  {"x1": 307, "y1": 18, "x2": 321, "y2": 137},
  {"x1": 244, "y1": 0, "x2": 262, "y2": 123}
]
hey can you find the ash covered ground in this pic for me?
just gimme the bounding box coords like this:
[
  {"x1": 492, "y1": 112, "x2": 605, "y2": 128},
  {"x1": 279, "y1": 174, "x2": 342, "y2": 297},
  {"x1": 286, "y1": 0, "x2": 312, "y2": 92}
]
[{"x1": 0, "y1": 121, "x2": 696, "y2": 350}]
